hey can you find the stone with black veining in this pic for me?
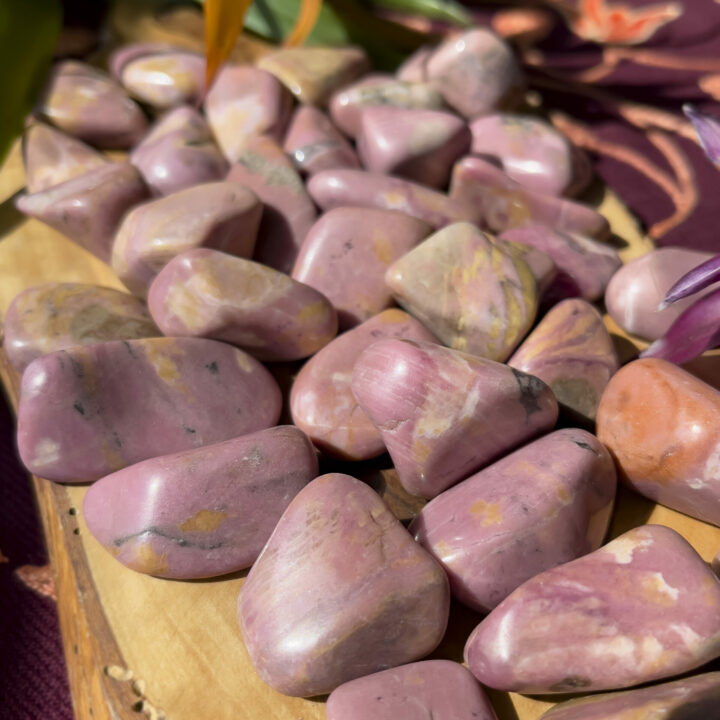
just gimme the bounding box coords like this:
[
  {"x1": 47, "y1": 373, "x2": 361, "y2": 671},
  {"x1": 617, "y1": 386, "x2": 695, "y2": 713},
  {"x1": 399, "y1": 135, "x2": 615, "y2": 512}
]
[
  {"x1": 464, "y1": 524, "x2": 720, "y2": 693},
  {"x1": 17, "y1": 337, "x2": 281, "y2": 483},
  {"x1": 291, "y1": 207, "x2": 431, "y2": 329},
  {"x1": 290, "y1": 309, "x2": 438, "y2": 460},
  {"x1": 237, "y1": 473, "x2": 450, "y2": 697},
  {"x1": 148, "y1": 248, "x2": 337, "y2": 361},
  {"x1": 352, "y1": 339, "x2": 558, "y2": 498},
  {"x1": 385, "y1": 222, "x2": 538, "y2": 361},
  {"x1": 509, "y1": 299, "x2": 619, "y2": 422},
  {"x1": 4, "y1": 283, "x2": 159, "y2": 373},
  {"x1": 111, "y1": 181, "x2": 261, "y2": 298},
  {"x1": 83, "y1": 426, "x2": 318, "y2": 578},
  {"x1": 411, "y1": 429, "x2": 616, "y2": 611}
]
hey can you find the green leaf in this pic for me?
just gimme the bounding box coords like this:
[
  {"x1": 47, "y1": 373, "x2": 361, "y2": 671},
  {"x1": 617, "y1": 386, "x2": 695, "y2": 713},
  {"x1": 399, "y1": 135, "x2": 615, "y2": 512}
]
[
  {"x1": 0, "y1": 0, "x2": 62, "y2": 164},
  {"x1": 245, "y1": 0, "x2": 350, "y2": 45},
  {"x1": 367, "y1": 0, "x2": 473, "y2": 27}
]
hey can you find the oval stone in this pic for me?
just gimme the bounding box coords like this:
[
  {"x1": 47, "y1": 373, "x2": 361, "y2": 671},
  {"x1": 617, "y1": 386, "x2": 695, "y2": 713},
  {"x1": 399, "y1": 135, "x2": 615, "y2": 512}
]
[
  {"x1": 148, "y1": 248, "x2": 337, "y2": 361},
  {"x1": 411, "y1": 429, "x2": 616, "y2": 611},
  {"x1": 4, "y1": 283, "x2": 159, "y2": 373},
  {"x1": 83, "y1": 426, "x2": 318, "y2": 578},
  {"x1": 237, "y1": 473, "x2": 450, "y2": 697},
  {"x1": 17, "y1": 337, "x2": 281, "y2": 483}
]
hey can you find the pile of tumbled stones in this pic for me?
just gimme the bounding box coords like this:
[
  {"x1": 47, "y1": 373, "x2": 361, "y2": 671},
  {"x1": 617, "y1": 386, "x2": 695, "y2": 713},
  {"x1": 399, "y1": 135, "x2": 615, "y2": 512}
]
[{"x1": 7, "y1": 25, "x2": 720, "y2": 718}]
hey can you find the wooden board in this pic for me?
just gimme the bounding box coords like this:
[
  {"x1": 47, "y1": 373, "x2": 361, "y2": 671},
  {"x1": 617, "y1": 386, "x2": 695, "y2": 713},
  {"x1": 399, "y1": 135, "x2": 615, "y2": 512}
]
[{"x1": 2, "y1": 136, "x2": 720, "y2": 720}]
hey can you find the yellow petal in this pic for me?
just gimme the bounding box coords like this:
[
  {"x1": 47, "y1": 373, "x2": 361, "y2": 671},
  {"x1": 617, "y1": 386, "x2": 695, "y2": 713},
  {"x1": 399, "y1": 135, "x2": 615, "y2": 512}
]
[{"x1": 204, "y1": 0, "x2": 253, "y2": 93}]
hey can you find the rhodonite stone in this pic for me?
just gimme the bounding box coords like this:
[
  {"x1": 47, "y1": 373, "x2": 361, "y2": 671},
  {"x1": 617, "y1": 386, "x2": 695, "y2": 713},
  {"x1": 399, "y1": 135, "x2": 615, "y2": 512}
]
[
  {"x1": 22, "y1": 123, "x2": 107, "y2": 193},
  {"x1": 352, "y1": 339, "x2": 557, "y2": 498},
  {"x1": 111, "y1": 181, "x2": 261, "y2": 297},
  {"x1": 4, "y1": 283, "x2": 159, "y2": 373},
  {"x1": 385, "y1": 222, "x2": 538, "y2": 360},
  {"x1": 16, "y1": 162, "x2": 149, "y2": 264},
  {"x1": 237, "y1": 473, "x2": 450, "y2": 696},
  {"x1": 226, "y1": 135, "x2": 318, "y2": 273},
  {"x1": 291, "y1": 207, "x2": 431, "y2": 329},
  {"x1": 396, "y1": 46, "x2": 432, "y2": 82},
  {"x1": 148, "y1": 248, "x2": 337, "y2": 361},
  {"x1": 499, "y1": 238, "x2": 557, "y2": 294},
  {"x1": 597, "y1": 358, "x2": 720, "y2": 527},
  {"x1": 357, "y1": 107, "x2": 471, "y2": 188},
  {"x1": 714, "y1": 550, "x2": 720, "y2": 576},
  {"x1": 83, "y1": 426, "x2": 318, "y2": 578},
  {"x1": 410, "y1": 429, "x2": 616, "y2": 611},
  {"x1": 17, "y1": 337, "x2": 281, "y2": 483},
  {"x1": 539, "y1": 671, "x2": 720, "y2": 720},
  {"x1": 604, "y1": 247, "x2": 716, "y2": 341},
  {"x1": 39, "y1": 61, "x2": 148, "y2": 148},
  {"x1": 290, "y1": 309, "x2": 438, "y2": 460},
  {"x1": 204, "y1": 65, "x2": 293, "y2": 161},
  {"x1": 257, "y1": 46, "x2": 370, "y2": 106},
  {"x1": 509, "y1": 299, "x2": 619, "y2": 422},
  {"x1": 464, "y1": 524, "x2": 720, "y2": 694},
  {"x1": 326, "y1": 661, "x2": 497, "y2": 720}
]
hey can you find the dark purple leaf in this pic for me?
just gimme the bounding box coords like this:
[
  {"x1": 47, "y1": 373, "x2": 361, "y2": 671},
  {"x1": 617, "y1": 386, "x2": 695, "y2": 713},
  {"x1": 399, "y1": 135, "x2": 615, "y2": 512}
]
[
  {"x1": 684, "y1": 104, "x2": 720, "y2": 168},
  {"x1": 662, "y1": 252, "x2": 720, "y2": 306}
]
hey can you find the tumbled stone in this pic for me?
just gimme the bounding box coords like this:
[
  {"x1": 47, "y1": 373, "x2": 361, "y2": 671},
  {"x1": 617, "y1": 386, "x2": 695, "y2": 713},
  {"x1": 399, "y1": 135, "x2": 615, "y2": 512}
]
[
  {"x1": 39, "y1": 61, "x2": 148, "y2": 148},
  {"x1": 22, "y1": 123, "x2": 107, "y2": 193},
  {"x1": 283, "y1": 106, "x2": 359, "y2": 175},
  {"x1": 509, "y1": 299, "x2": 619, "y2": 421},
  {"x1": 257, "y1": 46, "x2": 370, "y2": 106},
  {"x1": 411, "y1": 429, "x2": 615, "y2": 610},
  {"x1": 357, "y1": 107, "x2": 471, "y2": 188},
  {"x1": 237, "y1": 473, "x2": 450, "y2": 696},
  {"x1": 352, "y1": 339, "x2": 558, "y2": 498},
  {"x1": 290, "y1": 309, "x2": 437, "y2": 460},
  {"x1": 396, "y1": 46, "x2": 432, "y2": 82},
  {"x1": 83, "y1": 426, "x2": 317, "y2": 578},
  {"x1": 204, "y1": 65, "x2": 293, "y2": 161},
  {"x1": 329, "y1": 74, "x2": 445, "y2": 137},
  {"x1": 499, "y1": 238, "x2": 556, "y2": 294},
  {"x1": 451, "y1": 156, "x2": 609, "y2": 239},
  {"x1": 425, "y1": 28, "x2": 523, "y2": 118},
  {"x1": 17, "y1": 337, "x2": 281, "y2": 483},
  {"x1": 597, "y1": 358, "x2": 720, "y2": 527},
  {"x1": 291, "y1": 207, "x2": 431, "y2": 329},
  {"x1": 226, "y1": 135, "x2": 317, "y2": 273},
  {"x1": 4, "y1": 283, "x2": 159, "y2": 373},
  {"x1": 308, "y1": 169, "x2": 480, "y2": 229},
  {"x1": 148, "y1": 248, "x2": 337, "y2": 361},
  {"x1": 539, "y1": 671, "x2": 720, "y2": 720},
  {"x1": 326, "y1": 661, "x2": 497, "y2": 720},
  {"x1": 385, "y1": 222, "x2": 538, "y2": 360},
  {"x1": 605, "y1": 247, "x2": 716, "y2": 341},
  {"x1": 465, "y1": 525, "x2": 720, "y2": 693},
  {"x1": 16, "y1": 162, "x2": 149, "y2": 264},
  {"x1": 713, "y1": 550, "x2": 720, "y2": 576},
  {"x1": 130, "y1": 106, "x2": 228, "y2": 196},
  {"x1": 111, "y1": 181, "x2": 261, "y2": 297},
  {"x1": 500, "y1": 223, "x2": 621, "y2": 302}
]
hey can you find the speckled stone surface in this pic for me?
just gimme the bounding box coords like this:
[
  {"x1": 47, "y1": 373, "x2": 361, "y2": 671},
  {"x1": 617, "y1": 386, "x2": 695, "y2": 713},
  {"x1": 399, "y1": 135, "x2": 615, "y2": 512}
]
[
  {"x1": 352, "y1": 339, "x2": 558, "y2": 498},
  {"x1": 4, "y1": 283, "x2": 159, "y2": 373},
  {"x1": 326, "y1": 661, "x2": 497, "y2": 720},
  {"x1": 597, "y1": 358, "x2": 720, "y2": 527},
  {"x1": 290, "y1": 309, "x2": 438, "y2": 460},
  {"x1": 237, "y1": 473, "x2": 450, "y2": 697},
  {"x1": 509, "y1": 299, "x2": 619, "y2": 421},
  {"x1": 83, "y1": 426, "x2": 318, "y2": 578},
  {"x1": 411, "y1": 429, "x2": 616, "y2": 611},
  {"x1": 111, "y1": 181, "x2": 261, "y2": 297},
  {"x1": 465, "y1": 524, "x2": 720, "y2": 693},
  {"x1": 291, "y1": 207, "x2": 431, "y2": 329},
  {"x1": 385, "y1": 222, "x2": 538, "y2": 361},
  {"x1": 17, "y1": 338, "x2": 281, "y2": 483},
  {"x1": 148, "y1": 248, "x2": 337, "y2": 361}
]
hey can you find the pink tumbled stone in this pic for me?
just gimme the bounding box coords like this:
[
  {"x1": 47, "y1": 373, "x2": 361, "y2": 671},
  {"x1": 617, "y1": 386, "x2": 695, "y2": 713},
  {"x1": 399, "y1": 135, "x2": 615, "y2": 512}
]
[
  {"x1": 326, "y1": 661, "x2": 497, "y2": 720},
  {"x1": 83, "y1": 426, "x2": 317, "y2": 578},
  {"x1": 290, "y1": 309, "x2": 438, "y2": 460},
  {"x1": 352, "y1": 339, "x2": 558, "y2": 498},
  {"x1": 396, "y1": 46, "x2": 432, "y2": 82},
  {"x1": 465, "y1": 524, "x2": 720, "y2": 693},
  {"x1": 291, "y1": 207, "x2": 431, "y2": 329},
  {"x1": 411, "y1": 429, "x2": 616, "y2": 611},
  {"x1": 237, "y1": 473, "x2": 450, "y2": 697}
]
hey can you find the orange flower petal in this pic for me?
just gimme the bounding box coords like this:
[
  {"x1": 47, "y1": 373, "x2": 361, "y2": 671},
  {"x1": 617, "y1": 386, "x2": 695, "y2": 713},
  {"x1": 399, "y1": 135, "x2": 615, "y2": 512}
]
[
  {"x1": 284, "y1": 0, "x2": 323, "y2": 47},
  {"x1": 203, "y1": 0, "x2": 253, "y2": 94}
]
